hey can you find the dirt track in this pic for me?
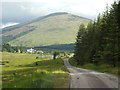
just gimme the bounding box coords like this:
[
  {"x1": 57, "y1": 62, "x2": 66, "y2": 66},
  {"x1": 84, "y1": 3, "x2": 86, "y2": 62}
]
[{"x1": 63, "y1": 58, "x2": 119, "y2": 89}]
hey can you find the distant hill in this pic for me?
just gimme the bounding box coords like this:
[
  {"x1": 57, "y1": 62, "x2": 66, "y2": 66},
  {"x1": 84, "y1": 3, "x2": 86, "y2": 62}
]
[{"x1": 2, "y1": 12, "x2": 91, "y2": 47}]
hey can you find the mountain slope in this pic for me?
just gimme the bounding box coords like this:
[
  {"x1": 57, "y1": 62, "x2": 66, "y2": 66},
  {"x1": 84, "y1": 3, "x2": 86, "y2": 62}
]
[{"x1": 8, "y1": 12, "x2": 91, "y2": 47}]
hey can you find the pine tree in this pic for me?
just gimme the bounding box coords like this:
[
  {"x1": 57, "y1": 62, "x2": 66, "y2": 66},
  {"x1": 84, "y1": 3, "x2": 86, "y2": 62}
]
[
  {"x1": 74, "y1": 1, "x2": 120, "y2": 67},
  {"x1": 74, "y1": 24, "x2": 86, "y2": 65}
]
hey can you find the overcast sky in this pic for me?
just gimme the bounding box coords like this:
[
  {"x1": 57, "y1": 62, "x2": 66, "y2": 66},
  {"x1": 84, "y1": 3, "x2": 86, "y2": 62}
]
[{"x1": 1, "y1": 0, "x2": 117, "y2": 27}]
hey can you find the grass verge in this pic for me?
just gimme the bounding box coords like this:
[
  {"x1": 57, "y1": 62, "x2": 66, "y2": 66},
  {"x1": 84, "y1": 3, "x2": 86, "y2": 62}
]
[{"x1": 69, "y1": 57, "x2": 120, "y2": 77}]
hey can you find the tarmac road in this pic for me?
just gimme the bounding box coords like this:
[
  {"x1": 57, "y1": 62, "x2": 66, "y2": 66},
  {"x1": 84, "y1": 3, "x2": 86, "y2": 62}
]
[{"x1": 63, "y1": 58, "x2": 119, "y2": 89}]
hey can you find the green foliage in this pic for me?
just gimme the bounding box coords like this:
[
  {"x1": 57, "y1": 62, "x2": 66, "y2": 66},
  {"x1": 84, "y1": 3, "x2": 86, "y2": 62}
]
[
  {"x1": 2, "y1": 43, "x2": 26, "y2": 53},
  {"x1": 74, "y1": 1, "x2": 120, "y2": 69},
  {"x1": 53, "y1": 51, "x2": 60, "y2": 59},
  {"x1": 2, "y1": 52, "x2": 69, "y2": 88},
  {"x1": 74, "y1": 23, "x2": 87, "y2": 65},
  {"x1": 2, "y1": 43, "x2": 14, "y2": 52},
  {"x1": 69, "y1": 58, "x2": 119, "y2": 76},
  {"x1": 35, "y1": 43, "x2": 74, "y2": 51}
]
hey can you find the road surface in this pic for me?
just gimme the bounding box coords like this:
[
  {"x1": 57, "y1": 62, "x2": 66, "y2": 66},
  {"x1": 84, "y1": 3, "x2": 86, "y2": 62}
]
[{"x1": 63, "y1": 58, "x2": 119, "y2": 89}]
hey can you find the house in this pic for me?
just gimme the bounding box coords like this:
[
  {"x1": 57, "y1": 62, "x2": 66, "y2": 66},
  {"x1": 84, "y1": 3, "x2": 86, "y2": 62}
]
[
  {"x1": 36, "y1": 50, "x2": 44, "y2": 54},
  {"x1": 27, "y1": 48, "x2": 36, "y2": 53}
]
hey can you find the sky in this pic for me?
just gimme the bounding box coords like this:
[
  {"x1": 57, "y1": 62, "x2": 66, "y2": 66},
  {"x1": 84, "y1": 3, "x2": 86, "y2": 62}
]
[{"x1": 1, "y1": 0, "x2": 117, "y2": 28}]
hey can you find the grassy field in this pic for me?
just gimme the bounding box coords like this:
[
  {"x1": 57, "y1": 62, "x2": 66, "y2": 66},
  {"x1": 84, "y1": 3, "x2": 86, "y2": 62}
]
[
  {"x1": 69, "y1": 58, "x2": 119, "y2": 77},
  {"x1": 2, "y1": 52, "x2": 69, "y2": 88}
]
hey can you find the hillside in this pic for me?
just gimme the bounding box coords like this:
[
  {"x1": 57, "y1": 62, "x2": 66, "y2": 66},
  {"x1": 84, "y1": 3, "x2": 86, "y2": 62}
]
[{"x1": 6, "y1": 12, "x2": 91, "y2": 47}]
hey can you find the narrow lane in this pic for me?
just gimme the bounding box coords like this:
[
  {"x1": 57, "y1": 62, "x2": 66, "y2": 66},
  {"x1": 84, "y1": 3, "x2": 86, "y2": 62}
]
[{"x1": 63, "y1": 58, "x2": 119, "y2": 89}]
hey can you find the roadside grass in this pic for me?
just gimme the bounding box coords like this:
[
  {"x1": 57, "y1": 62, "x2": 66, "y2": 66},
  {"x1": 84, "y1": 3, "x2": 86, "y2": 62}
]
[
  {"x1": 69, "y1": 57, "x2": 120, "y2": 77},
  {"x1": 2, "y1": 52, "x2": 69, "y2": 88}
]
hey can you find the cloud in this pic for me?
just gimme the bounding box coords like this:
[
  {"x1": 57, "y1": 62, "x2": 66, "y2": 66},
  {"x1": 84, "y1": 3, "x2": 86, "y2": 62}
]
[
  {"x1": 0, "y1": 22, "x2": 19, "y2": 29},
  {"x1": 2, "y1": 0, "x2": 116, "y2": 20}
]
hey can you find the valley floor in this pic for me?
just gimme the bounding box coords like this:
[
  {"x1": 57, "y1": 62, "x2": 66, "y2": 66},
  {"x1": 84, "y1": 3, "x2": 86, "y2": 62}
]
[{"x1": 1, "y1": 52, "x2": 69, "y2": 88}]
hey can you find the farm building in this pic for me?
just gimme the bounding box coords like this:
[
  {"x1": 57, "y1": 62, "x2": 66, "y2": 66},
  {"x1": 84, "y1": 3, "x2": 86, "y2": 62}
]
[{"x1": 26, "y1": 48, "x2": 36, "y2": 53}]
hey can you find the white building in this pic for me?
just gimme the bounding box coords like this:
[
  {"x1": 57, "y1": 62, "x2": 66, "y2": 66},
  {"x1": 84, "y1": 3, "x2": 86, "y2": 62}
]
[
  {"x1": 27, "y1": 48, "x2": 36, "y2": 53},
  {"x1": 36, "y1": 50, "x2": 44, "y2": 54}
]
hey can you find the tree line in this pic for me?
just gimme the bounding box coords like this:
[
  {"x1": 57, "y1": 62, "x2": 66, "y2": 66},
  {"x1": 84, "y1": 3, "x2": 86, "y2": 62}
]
[
  {"x1": 74, "y1": 1, "x2": 120, "y2": 67},
  {"x1": 1, "y1": 43, "x2": 26, "y2": 53}
]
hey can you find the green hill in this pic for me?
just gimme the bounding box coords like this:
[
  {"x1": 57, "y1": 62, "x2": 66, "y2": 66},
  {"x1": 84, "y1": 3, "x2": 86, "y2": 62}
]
[{"x1": 8, "y1": 12, "x2": 91, "y2": 47}]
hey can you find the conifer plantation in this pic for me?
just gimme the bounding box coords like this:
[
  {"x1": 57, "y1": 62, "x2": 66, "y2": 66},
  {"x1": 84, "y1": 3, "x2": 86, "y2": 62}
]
[{"x1": 74, "y1": 1, "x2": 120, "y2": 69}]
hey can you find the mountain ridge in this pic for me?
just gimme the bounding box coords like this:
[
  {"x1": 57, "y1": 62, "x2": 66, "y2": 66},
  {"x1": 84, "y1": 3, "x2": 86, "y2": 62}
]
[
  {"x1": 2, "y1": 12, "x2": 91, "y2": 34},
  {"x1": 2, "y1": 12, "x2": 91, "y2": 47}
]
